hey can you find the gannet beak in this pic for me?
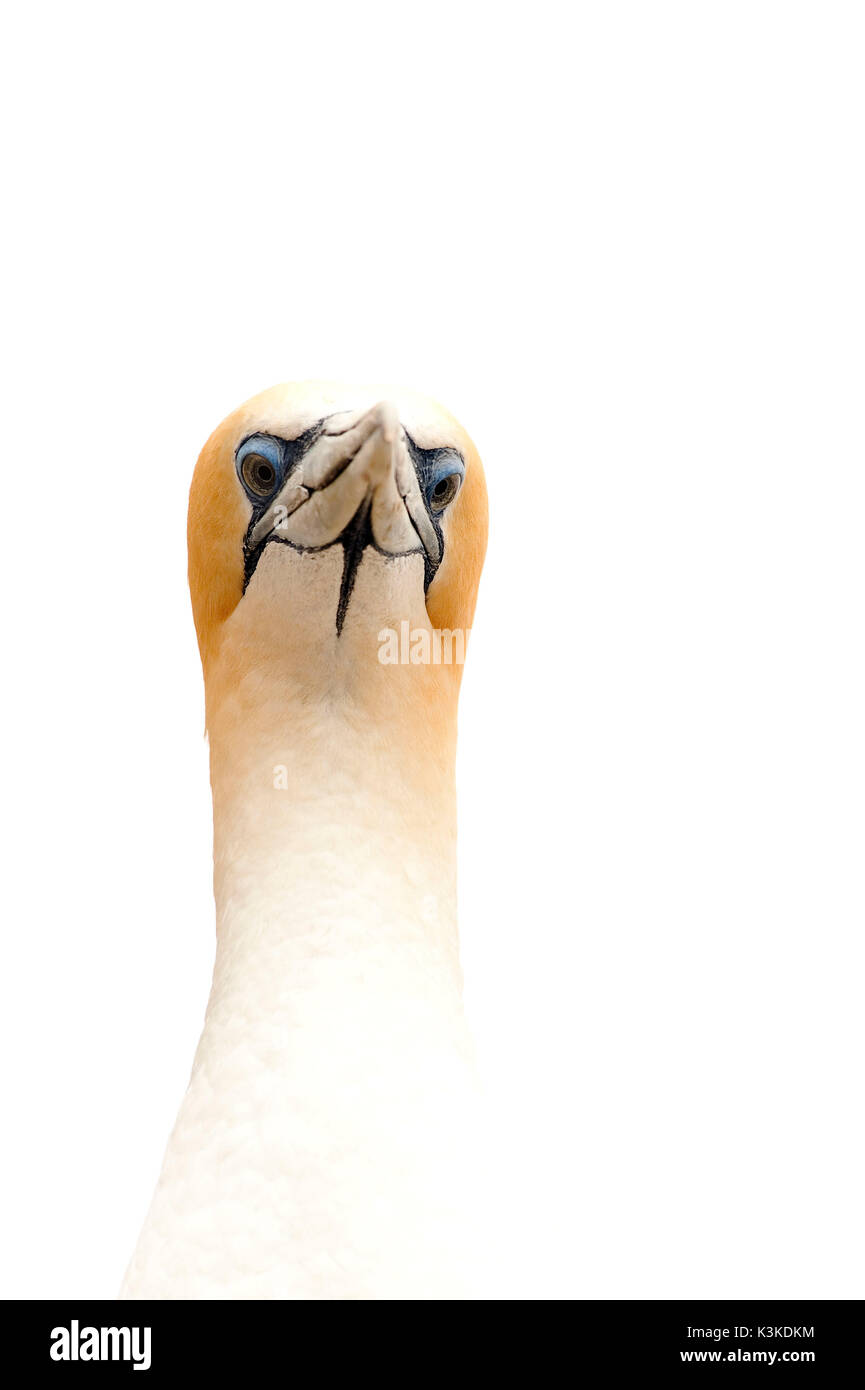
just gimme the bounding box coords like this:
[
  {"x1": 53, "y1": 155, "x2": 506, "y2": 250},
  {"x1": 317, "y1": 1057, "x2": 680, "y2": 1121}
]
[{"x1": 242, "y1": 401, "x2": 444, "y2": 634}]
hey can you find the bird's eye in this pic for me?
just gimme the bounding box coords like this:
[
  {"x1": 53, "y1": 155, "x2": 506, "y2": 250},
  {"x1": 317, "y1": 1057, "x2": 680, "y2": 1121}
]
[
  {"x1": 237, "y1": 435, "x2": 284, "y2": 501},
  {"x1": 427, "y1": 471, "x2": 462, "y2": 512},
  {"x1": 240, "y1": 451, "x2": 279, "y2": 497}
]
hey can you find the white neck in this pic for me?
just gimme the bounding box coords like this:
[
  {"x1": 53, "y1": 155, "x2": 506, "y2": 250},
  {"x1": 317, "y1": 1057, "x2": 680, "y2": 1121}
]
[{"x1": 122, "y1": 650, "x2": 493, "y2": 1299}]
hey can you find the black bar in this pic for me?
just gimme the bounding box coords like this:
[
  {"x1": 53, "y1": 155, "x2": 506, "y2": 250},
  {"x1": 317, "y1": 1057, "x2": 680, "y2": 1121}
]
[{"x1": 2, "y1": 1299, "x2": 860, "y2": 1376}]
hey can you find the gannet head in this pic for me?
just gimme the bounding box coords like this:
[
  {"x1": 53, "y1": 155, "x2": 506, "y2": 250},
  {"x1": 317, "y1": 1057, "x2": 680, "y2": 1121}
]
[{"x1": 188, "y1": 381, "x2": 488, "y2": 687}]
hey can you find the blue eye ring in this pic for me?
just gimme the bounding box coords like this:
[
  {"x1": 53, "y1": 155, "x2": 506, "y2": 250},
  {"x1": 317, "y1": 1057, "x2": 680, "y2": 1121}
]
[
  {"x1": 425, "y1": 457, "x2": 465, "y2": 513},
  {"x1": 236, "y1": 435, "x2": 283, "y2": 500}
]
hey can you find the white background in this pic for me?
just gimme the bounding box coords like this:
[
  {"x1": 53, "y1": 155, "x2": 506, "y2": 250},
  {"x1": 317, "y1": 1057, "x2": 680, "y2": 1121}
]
[{"x1": 2, "y1": 2, "x2": 862, "y2": 1298}]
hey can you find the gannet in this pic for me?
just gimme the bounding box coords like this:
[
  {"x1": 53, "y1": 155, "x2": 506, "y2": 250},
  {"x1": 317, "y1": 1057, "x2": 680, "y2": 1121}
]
[{"x1": 121, "y1": 382, "x2": 491, "y2": 1300}]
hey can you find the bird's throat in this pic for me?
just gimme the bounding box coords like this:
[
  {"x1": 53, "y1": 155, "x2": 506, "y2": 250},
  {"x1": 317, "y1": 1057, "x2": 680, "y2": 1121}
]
[{"x1": 207, "y1": 666, "x2": 461, "y2": 956}]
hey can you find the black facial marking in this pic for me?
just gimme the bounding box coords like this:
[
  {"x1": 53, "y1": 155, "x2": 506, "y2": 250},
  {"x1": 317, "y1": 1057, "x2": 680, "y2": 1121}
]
[
  {"x1": 239, "y1": 416, "x2": 464, "y2": 635},
  {"x1": 335, "y1": 495, "x2": 373, "y2": 637}
]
